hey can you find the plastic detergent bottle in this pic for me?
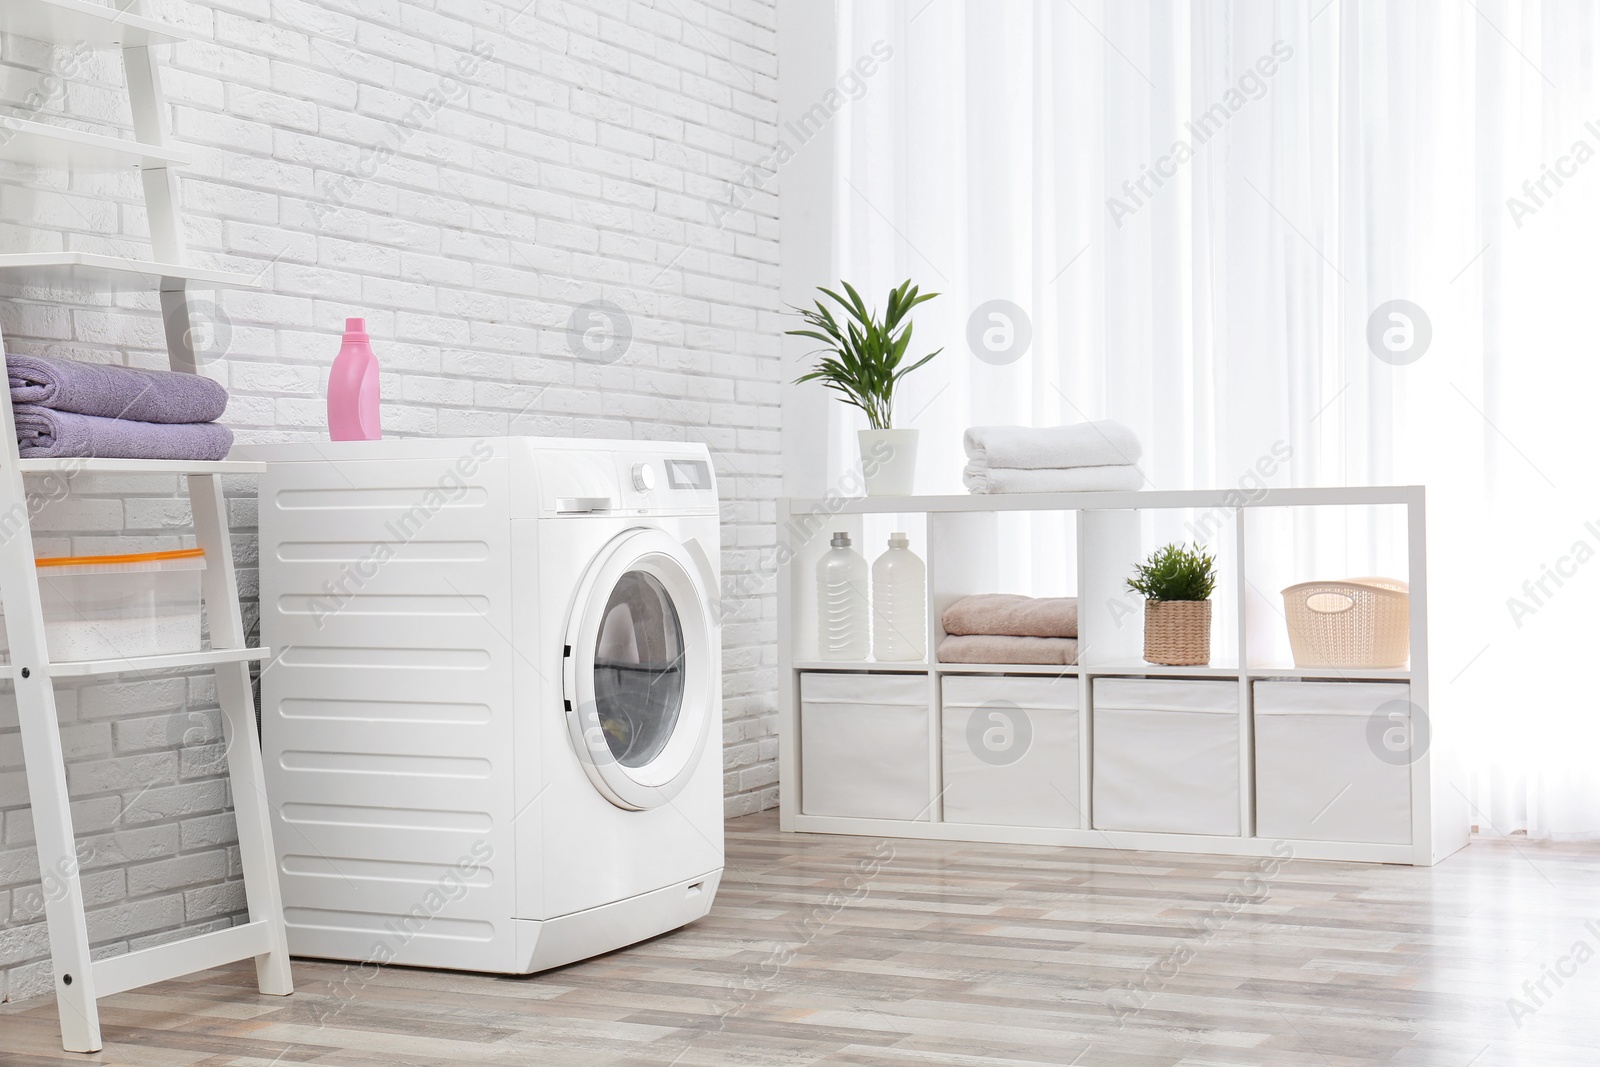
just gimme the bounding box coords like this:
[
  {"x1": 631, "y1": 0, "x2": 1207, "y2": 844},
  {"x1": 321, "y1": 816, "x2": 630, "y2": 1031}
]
[
  {"x1": 872, "y1": 532, "x2": 926, "y2": 662},
  {"x1": 328, "y1": 317, "x2": 381, "y2": 441},
  {"x1": 816, "y1": 532, "x2": 869, "y2": 660}
]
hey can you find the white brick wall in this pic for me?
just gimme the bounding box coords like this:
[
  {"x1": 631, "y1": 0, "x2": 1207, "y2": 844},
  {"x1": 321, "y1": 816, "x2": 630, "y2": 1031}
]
[{"x1": 0, "y1": 0, "x2": 782, "y2": 1003}]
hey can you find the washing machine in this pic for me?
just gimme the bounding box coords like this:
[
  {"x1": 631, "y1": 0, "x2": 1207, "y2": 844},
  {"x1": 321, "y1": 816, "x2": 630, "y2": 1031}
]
[{"x1": 242, "y1": 437, "x2": 724, "y2": 973}]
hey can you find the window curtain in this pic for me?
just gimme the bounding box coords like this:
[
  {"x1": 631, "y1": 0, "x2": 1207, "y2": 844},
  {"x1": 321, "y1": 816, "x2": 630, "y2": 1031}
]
[{"x1": 831, "y1": 0, "x2": 1600, "y2": 839}]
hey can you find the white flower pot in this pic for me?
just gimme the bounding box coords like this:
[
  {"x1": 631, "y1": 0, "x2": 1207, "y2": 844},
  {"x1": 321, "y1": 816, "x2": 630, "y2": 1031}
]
[{"x1": 858, "y1": 428, "x2": 919, "y2": 496}]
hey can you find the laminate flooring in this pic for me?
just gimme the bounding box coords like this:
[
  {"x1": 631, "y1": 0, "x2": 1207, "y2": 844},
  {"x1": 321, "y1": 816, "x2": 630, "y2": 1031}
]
[{"x1": 2, "y1": 812, "x2": 1596, "y2": 1066}]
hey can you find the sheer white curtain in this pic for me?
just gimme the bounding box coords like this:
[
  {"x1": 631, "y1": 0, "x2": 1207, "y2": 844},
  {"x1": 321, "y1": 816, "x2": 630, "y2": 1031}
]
[{"x1": 832, "y1": 0, "x2": 1600, "y2": 839}]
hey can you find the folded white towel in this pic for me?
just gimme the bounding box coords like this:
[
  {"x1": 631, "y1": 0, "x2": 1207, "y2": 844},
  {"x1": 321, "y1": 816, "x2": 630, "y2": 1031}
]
[
  {"x1": 963, "y1": 420, "x2": 1142, "y2": 470},
  {"x1": 964, "y1": 463, "x2": 1145, "y2": 494}
]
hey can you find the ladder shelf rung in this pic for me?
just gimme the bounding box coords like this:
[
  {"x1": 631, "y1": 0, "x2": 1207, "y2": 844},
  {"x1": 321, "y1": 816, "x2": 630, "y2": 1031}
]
[
  {"x1": 0, "y1": 117, "x2": 191, "y2": 171},
  {"x1": 0, "y1": 253, "x2": 260, "y2": 294},
  {"x1": 16, "y1": 458, "x2": 267, "y2": 476},
  {"x1": 38, "y1": 646, "x2": 270, "y2": 679},
  {"x1": 0, "y1": 0, "x2": 194, "y2": 49},
  {"x1": 92, "y1": 919, "x2": 277, "y2": 998}
]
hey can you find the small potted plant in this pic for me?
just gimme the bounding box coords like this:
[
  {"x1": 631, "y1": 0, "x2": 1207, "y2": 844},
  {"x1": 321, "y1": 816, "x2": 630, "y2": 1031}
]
[
  {"x1": 788, "y1": 279, "x2": 941, "y2": 495},
  {"x1": 1127, "y1": 543, "x2": 1217, "y2": 666}
]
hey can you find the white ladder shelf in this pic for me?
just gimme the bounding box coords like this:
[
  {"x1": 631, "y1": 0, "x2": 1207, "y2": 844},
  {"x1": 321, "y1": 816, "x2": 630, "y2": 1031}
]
[{"x1": 0, "y1": 0, "x2": 291, "y2": 1053}]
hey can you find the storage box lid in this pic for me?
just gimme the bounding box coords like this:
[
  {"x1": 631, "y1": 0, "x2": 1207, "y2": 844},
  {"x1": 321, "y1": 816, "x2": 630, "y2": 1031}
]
[
  {"x1": 801, "y1": 671, "x2": 926, "y2": 705},
  {"x1": 1093, "y1": 678, "x2": 1237, "y2": 713},
  {"x1": 943, "y1": 675, "x2": 1077, "y2": 711},
  {"x1": 1254, "y1": 681, "x2": 1410, "y2": 716}
]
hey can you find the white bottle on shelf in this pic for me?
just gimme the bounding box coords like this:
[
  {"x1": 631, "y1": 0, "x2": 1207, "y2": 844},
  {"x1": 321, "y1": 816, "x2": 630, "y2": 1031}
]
[
  {"x1": 816, "y1": 531, "x2": 870, "y2": 661},
  {"x1": 872, "y1": 532, "x2": 926, "y2": 662}
]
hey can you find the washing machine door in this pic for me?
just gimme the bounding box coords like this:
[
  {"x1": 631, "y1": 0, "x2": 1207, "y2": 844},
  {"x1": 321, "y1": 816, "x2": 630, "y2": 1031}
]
[{"x1": 563, "y1": 527, "x2": 716, "y2": 810}]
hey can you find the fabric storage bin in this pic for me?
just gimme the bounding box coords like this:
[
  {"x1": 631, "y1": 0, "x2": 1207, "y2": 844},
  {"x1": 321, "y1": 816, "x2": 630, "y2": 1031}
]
[
  {"x1": 1254, "y1": 681, "x2": 1412, "y2": 844},
  {"x1": 800, "y1": 672, "x2": 931, "y2": 820},
  {"x1": 1, "y1": 548, "x2": 206, "y2": 663},
  {"x1": 941, "y1": 675, "x2": 1080, "y2": 828},
  {"x1": 1092, "y1": 679, "x2": 1240, "y2": 835}
]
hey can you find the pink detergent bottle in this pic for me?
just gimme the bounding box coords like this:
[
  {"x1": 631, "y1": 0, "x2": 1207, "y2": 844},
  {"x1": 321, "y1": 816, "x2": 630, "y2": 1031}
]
[{"x1": 328, "y1": 317, "x2": 381, "y2": 441}]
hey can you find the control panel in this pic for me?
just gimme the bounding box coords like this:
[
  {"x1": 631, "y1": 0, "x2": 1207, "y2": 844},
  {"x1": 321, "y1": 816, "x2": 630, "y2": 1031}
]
[
  {"x1": 613, "y1": 450, "x2": 716, "y2": 514},
  {"x1": 501, "y1": 439, "x2": 721, "y2": 518}
]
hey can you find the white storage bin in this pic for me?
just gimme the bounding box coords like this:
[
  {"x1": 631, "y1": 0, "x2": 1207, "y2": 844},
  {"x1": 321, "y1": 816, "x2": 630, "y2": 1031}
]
[
  {"x1": 941, "y1": 675, "x2": 1080, "y2": 828},
  {"x1": 1254, "y1": 681, "x2": 1412, "y2": 845},
  {"x1": 1, "y1": 549, "x2": 206, "y2": 663},
  {"x1": 1092, "y1": 679, "x2": 1239, "y2": 836},
  {"x1": 800, "y1": 672, "x2": 931, "y2": 820}
]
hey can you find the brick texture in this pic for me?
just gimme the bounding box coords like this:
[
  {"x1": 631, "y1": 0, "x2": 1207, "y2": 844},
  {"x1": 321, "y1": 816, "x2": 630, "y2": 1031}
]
[{"x1": 0, "y1": 0, "x2": 781, "y2": 1003}]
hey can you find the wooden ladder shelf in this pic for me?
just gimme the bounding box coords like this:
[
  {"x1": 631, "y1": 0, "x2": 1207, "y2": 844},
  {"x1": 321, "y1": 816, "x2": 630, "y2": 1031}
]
[{"x1": 0, "y1": 0, "x2": 291, "y2": 1053}]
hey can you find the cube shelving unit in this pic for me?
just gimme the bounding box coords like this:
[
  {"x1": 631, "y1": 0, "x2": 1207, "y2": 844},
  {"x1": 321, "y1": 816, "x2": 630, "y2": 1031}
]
[{"x1": 777, "y1": 486, "x2": 1469, "y2": 867}]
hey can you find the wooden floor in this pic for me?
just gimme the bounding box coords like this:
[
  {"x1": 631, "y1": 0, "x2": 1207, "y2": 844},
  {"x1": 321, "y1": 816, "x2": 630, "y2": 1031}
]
[{"x1": 3, "y1": 811, "x2": 1598, "y2": 1066}]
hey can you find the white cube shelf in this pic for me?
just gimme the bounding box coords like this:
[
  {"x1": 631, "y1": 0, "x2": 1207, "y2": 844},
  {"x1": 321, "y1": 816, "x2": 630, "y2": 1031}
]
[{"x1": 777, "y1": 486, "x2": 1467, "y2": 866}]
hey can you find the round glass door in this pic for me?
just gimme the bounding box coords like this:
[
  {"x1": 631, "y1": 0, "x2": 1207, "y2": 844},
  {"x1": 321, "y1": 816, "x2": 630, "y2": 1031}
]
[
  {"x1": 592, "y1": 572, "x2": 684, "y2": 769},
  {"x1": 564, "y1": 528, "x2": 715, "y2": 810}
]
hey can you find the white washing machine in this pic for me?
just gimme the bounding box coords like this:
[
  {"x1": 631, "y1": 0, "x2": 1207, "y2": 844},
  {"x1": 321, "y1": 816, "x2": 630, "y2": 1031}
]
[{"x1": 241, "y1": 437, "x2": 724, "y2": 973}]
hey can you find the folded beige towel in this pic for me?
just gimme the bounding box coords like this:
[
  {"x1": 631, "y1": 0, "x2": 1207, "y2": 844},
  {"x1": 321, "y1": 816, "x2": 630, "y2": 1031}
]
[
  {"x1": 942, "y1": 594, "x2": 1078, "y2": 639},
  {"x1": 937, "y1": 634, "x2": 1079, "y2": 665}
]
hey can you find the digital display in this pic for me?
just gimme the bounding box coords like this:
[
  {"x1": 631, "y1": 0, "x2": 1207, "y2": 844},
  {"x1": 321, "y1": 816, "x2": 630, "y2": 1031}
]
[{"x1": 665, "y1": 459, "x2": 710, "y2": 490}]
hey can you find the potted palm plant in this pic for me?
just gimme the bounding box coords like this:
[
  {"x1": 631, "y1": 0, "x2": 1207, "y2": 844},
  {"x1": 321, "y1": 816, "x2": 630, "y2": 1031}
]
[
  {"x1": 788, "y1": 279, "x2": 941, "y2": 495},
  {"x1": 1127, "y1": 543, "x2": 1217, "y2": 666}
]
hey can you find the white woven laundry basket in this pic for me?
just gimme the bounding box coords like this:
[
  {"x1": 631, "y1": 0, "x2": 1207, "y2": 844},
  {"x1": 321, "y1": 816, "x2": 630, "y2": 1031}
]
[{"x1": 1281, "y1": 577, "x2": 1409, "y2": 669}]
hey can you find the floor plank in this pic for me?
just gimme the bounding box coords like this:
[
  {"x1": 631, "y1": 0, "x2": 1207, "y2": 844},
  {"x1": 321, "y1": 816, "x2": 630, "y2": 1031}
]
[{"x1": 2, "y1": 812, "x2": 1597, "y2": 1065}]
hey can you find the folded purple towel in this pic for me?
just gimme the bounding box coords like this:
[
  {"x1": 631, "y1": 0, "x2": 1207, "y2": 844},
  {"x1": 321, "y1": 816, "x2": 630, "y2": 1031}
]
[
  {"x1": 13, "y1": 405, "x2": 233, "y2": 461},
  {"x1": 8, "y1": 354, "x2": 228, "y2": 424}
]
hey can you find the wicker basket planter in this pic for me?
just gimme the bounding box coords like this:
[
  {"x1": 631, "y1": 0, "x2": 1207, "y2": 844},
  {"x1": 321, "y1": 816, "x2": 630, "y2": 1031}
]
[{"x1": 1143, "y1": 599, "x2": 1212, "y2": 666}]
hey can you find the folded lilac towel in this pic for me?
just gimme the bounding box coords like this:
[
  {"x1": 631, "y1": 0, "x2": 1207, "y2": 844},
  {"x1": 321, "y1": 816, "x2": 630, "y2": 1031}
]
[
  {"x1": 936, "y1": 634, "x2": 1079, "y2": 665},
  {"x1": 13, "y1": 405, "x2": 233, "y2": 461},
  {"x1": 942, "y1": 594, "x2": 1079, "y2": 639},
  {"x1": 8, "y1": 354, "x2": 228, "y2": 424}
]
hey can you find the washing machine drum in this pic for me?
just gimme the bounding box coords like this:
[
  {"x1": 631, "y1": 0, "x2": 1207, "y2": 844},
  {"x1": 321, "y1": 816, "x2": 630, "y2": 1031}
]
[{"x1": 563, "y1": 528, "x2": 716, "y2": 810}]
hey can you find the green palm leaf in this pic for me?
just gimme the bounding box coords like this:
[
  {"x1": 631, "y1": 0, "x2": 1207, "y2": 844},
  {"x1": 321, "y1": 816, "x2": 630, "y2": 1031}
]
[{"x1": 786, "y1": 279, "x2": 942, "y2": 430}]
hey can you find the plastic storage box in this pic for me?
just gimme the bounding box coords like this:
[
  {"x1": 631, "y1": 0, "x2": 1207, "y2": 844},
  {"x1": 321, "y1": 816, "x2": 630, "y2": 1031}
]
[
  {"x1": 1, "y1": 548, "x2": 207, "y2": 663},
  {"x1": 941, "y1": 675, "x2": 1080, "y2": 828},
  {"x1": 1254, "y1": 681, "x2": 1413, "y2": 844},
  {"x1": 1092, "y1": 678, "x2": 1240, "y2": 835},
  {"x1": 800, "y1": 671, "x2": 930, "y2": 820}
]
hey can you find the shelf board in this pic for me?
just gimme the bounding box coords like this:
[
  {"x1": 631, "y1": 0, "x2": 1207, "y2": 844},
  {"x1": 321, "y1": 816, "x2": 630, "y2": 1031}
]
[
  {"x1": 0, "y1": 117, "x2": 190, "y2": 170},
  {"x1": 791, "y1": 660, "x2": 1080, "y2": 676},
  {"x1": 786, "y1": 813, "x2": 1419, "y2": 863},
  {"x1": 789, "y1": 659, "x2": 1408, "y2": 682},
  {"x1": 16, "y1": 458, "x2": 266, "y2": 476},
  {"x1": 934, "y1": 661, "x2": 1079, "y2": 676},
  {"x1": 0, "y1": 0, "x2": 192, "y2": 48},
  {"x1": 1245, "y1": 665, "x2": 1412, "y2": 682},
  {"x1": 793, "y1": 660, "x2": 930, "y2": 673},
  {"x1": 0, "y1": 252, "x2": 259, "y2": 293},
  {"x1": 787, "y1": 485, "x2": 1424, "y2": 515},
  {"x1": 1081, "y1": 661, "x2": 1243, "y2": 679},
  {"x1": 41, "y1": 646, "x2": 268, "y2": 679}
]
